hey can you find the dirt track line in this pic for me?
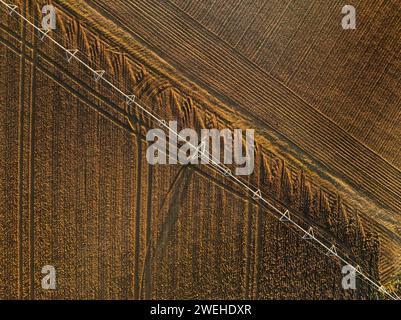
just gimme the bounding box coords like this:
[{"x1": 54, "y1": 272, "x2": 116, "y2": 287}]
[
  {"x1": 17, "y1": 0, "x2": 26, "y2": 299},
  {"x1": 138, "y1": 166, "x2": 187, "y2": 299},
  {"x1": 244, "y1": 175, "x2": 253, "y2": 299},
  {"x1": 144, "y1": 162, "x2": 153, "y2": 299},
  {"x1": 133, "y1": 135, "x2": 142, "y2": 299},
  {"x1": 254, "y1": 156, "x2": 265, "y2": 299},
  {"x1": 27, "y1": 10, "x2": 38, "y2": 299}
]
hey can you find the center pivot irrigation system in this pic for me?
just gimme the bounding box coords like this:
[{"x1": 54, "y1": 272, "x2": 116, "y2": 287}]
[{"x1": 1, "y1": 0, "x2": 399, "y2": 300}]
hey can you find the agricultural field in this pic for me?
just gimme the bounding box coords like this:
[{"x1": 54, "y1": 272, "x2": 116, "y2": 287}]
[{"x1": 0, "y1": 0, "x2": 399, "y2": 300}]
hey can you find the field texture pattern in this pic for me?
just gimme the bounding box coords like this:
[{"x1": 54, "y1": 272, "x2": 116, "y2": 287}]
[{"x1": 0, "y1": 0, "x2": 399, "y2": 299}]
